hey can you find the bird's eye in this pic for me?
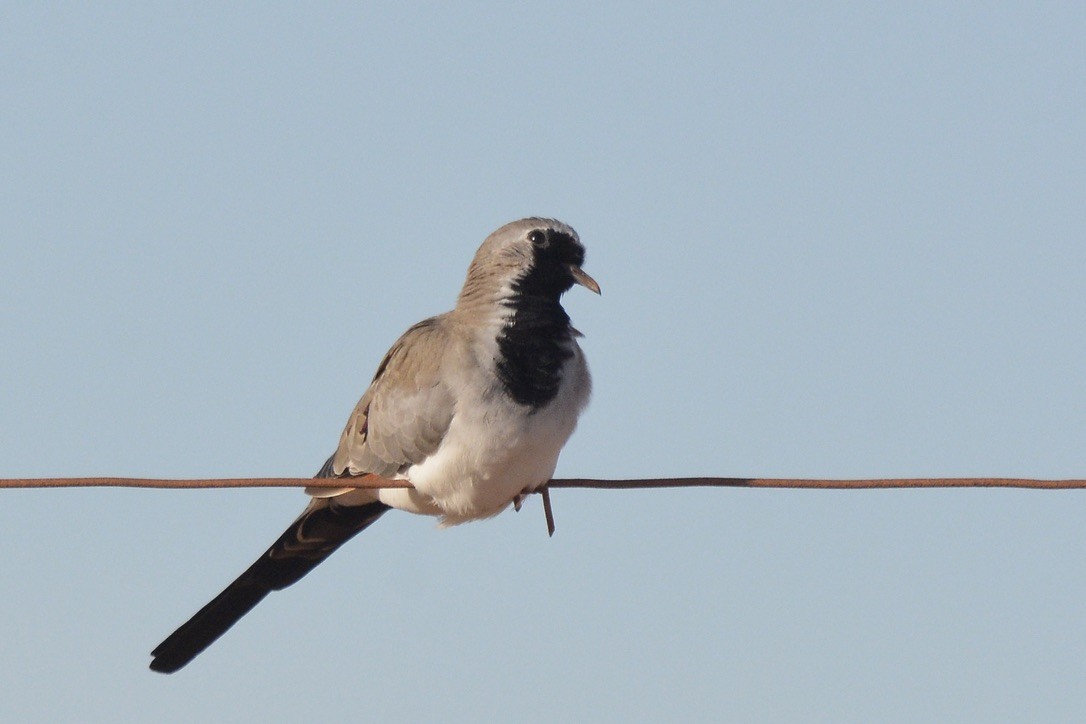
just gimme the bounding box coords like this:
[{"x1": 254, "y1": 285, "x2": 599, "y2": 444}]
[{"x1": 528, "y1": 230, "x2": 547, "y2": 247}]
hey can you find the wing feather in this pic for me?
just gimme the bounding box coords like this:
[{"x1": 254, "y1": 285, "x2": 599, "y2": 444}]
[{"x1": 331, "y1": 315, "x2": 456, "y2": 479}]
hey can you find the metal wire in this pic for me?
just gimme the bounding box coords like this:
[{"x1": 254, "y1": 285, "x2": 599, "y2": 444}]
[{"x1": 2, "y1": 476, "x2": 1085, "y2": 490}]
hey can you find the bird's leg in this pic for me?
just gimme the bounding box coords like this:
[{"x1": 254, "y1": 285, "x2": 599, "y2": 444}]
[{"x1": 512, "y1": 494, "x2": 524, "y2": 512}]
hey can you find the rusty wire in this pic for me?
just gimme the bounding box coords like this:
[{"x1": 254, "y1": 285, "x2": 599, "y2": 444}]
[
  {"x1": 3, "y1": 475, "x2": 1085, "y2": 490},
  {"x1": 4, "y1": 475, "x2": 1081, "y2": 536}
]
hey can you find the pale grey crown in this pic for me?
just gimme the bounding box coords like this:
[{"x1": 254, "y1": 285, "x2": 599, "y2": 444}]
[{"x1": 455, "y1": 217, "x2": 584, "y2": 311}]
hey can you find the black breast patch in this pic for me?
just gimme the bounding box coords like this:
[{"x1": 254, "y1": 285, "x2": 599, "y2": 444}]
[
  {"x1": 495, "y1": 297, "x2": 573, "y2": 408},
  {"x1": 493, "y1": 227, "x2": 585, "y2": 408}
]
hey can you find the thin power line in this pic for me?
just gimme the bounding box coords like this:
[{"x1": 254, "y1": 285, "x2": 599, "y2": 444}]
[
  {"x1": 2, "y1": 476, "x2": 1085, "y2": 490},
  {"x1": 4, "y1": 475, "x2": 1081, "y2": 536}
]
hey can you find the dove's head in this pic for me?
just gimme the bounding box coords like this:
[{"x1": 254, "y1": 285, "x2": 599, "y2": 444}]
[{"x1": 458, "y1": 217, "x2": 600, "y2": 310}]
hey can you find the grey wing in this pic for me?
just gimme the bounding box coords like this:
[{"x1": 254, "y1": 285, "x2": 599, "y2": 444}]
[
  {"x1": 150, "y1": 316, "x2": 460, "y2": 672},
  {"x1": 327, "y1": 315, "x2": 457, "y2": 479}
]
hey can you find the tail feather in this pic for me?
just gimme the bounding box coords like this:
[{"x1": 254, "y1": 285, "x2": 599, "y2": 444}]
[{"x1": 150, "y1": 461, "x2": 388, "y2": 673}]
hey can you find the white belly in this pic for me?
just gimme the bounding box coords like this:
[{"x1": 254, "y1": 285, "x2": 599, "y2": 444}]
[{"x1": 376, "y1": 350, "x2": 590, "y2": 525}]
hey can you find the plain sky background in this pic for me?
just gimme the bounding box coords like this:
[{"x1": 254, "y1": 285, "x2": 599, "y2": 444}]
[{"x1": 2, "y1": 3, "x2": 1085, "y2": 721}]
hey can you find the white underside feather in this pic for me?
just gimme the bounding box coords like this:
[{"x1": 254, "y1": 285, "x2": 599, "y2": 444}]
[{"x1": 325, "y1": 316, "x2": 590, "y2": 525}]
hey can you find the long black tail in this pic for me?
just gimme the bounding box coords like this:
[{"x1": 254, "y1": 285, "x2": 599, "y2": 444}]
[{"x1": 150, "y1": 470, "x2": 389, "y2": 673}]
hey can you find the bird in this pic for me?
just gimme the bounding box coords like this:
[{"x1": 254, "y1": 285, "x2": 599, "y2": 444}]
[{"x1": 149, "y1": 217, "x2": 599, "y2": 673}]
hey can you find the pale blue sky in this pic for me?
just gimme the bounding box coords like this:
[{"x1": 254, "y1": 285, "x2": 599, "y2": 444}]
[{"x1": 3, "y1": 3, "x2": 1085, "y2": 721}]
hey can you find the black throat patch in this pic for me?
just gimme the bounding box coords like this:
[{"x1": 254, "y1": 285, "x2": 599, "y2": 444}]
[
  {"x1": 494, "y1": 237, "x2": 581, "y2": 408},
  {"x1": 495, "y1": 294, "x2": 574, "y2": 408}
]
